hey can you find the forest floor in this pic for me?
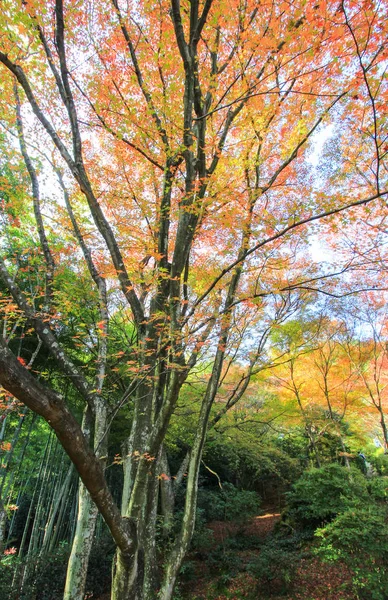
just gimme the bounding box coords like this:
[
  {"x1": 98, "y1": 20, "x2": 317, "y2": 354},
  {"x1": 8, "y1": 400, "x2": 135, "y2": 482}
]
[
  {"x1": 179, "y1": 508, "x2": 357, "y2": 600},
  {"x1": 95, "y1": 509, "x2": 356, "y2": 600}
]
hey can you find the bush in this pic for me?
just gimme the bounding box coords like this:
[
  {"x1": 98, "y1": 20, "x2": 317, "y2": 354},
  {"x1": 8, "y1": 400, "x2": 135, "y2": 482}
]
[
  {"x1": 208, "y1": 547, "x2": 244, "y2": 577},
  {"x1": 368, "y1": 476, "x2": 388, "y2": 502},
  {"x1": 197, "y1": 483, "x2": 261, "y2": 524},
  {"x1": 315, "y1": 504, "x2": 388, "y2": 600},
  {"x1": 0, "y1": 538, "x2": 113, "y2": 600},
  {"x1": 0, "y1": 544, "x2": 71, "y2": 600},
  {"x1": 371, "y1": 453, "x2": 388, "y2": 476},
  {"x1": 0, "y1": 550, "x2": 16, "y2": 600},
  {"x1": 85, "y1": 537, "x2": 115, "y2": 598},
  {"x1": 32, "y1": 545, "x2": 70, "y2": 600},
  {"x1": 247, "y1": 540, "x2": 301, "y2": 596},
  {"x1": 178, "y1": 559, "x2": 197, "y2": 582},
  {"x1": 286, "y1": 463, "x2": 369, "y2": 528},
  {"x1": 190, "y1": 521, "x2": 214, "y2": 553}
]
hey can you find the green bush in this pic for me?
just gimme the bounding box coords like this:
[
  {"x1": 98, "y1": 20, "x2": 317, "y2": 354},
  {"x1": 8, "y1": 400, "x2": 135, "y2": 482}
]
[
  {"x1": 0, "y1": 538, "x2": 113, "y2": 600},
  {"x1": 0, "y1": 544, "x2": 71, "y2": 600},
  {"x1": 207, "y1": 546, "x2": 244, "y2": 581},
  {"x1": 190, "y1": 521, "x2": 214, "y2": 552},
  {"x1": 85, "y1": 537, "x2": 114, "y2": 598},
  {"x1": 286, "y1": 463, "x2": 369, "y2": 528},
  {"x1": 178, "y1": 559, "x2": 197, "y2": 582},
  {"x1": 247, "y1": 540, "x2": 300, "y2": 596},
  {"x1": 315, "y1": 504, "x2": 388, "y2": 600},
  {"x1": 371, "y1": 453, "x2": 388, "y2": 476},
  {"x1": 203, "y1": 433, "x2": 303, "y2": 491},
  {"x1": 368, "y1": 476, "x2": 388, "y2": 501},
  {"x1": 197, "y1": 483, "x2": 260, "y2": 524},
  {"x1": 0, "y1": 551, "x2": 16, "y2": 600},
  {"x1": 32, "y1": 545, "x2": 70, "y2": 600}
]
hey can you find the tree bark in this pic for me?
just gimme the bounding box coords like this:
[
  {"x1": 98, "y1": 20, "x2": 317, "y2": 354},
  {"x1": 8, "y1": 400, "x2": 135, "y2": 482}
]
[
  {"x1": 64, "y1": 399, "x2": 108, "y2": 600},
  {"x1": 64, "y1": 483, "x2": 98, "y2": 600}
]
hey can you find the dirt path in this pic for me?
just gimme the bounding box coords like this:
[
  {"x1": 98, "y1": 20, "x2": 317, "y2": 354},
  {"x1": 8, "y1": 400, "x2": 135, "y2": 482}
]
[{"x1": 206, "y1": 510, "x2": 281, "y2": 545}]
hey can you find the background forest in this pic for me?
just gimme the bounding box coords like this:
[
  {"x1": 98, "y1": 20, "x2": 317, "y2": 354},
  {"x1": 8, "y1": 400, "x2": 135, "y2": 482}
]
[{"x1": 0, "y1": 0, "x2": 387, "y2": 599}]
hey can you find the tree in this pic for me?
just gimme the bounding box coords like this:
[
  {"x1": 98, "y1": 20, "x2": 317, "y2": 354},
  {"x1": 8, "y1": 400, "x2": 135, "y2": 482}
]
[
  {"x1": 0, "y1": 0, "x2": 387, "y2": 599},
  {"x1": 341, "y1": 300, "x2": 388, "y2": 450},
  {"x1": 267, "y1": 313, "x2": 368, "y2": 467}
]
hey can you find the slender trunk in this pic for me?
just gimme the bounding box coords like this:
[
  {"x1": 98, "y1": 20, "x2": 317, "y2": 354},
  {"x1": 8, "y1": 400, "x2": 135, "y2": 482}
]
[
  {"x1": 64, "y1": 482, "x2": 99, "y2": 600},
  {"x1": 18, "y1": 466, "x2": 41, "y2": 559},
  {"x1": 6, "y1": 481, "x2": 27, "y2": 547},
  {"x1": 64, "y1": 398, "x2": 108, "y2": 600},
  {"x1": 13, "y1": 435, "x2": 51, "y2": 599},
  {"x1": 41, "y1": 463, "x2": 74, "y2": 552},
  {"x1": 112, "y1": 373, "x2": 156, "y2": 600},
  {"x1": 159, "y1": 348, "x2": 227, "y2": 599},
  {"x1": 69, "y1": 484, "x2": 79, "y2": 543},
  {"x1": 378, "y1": 407, "x2": 388, "y2": 451},
  {"x1": 307, "y1": 426, "x2": 321, "y2": 468},
  {"x1": 0, "y1": 497, "x2": 6, "y2": 554},
  {"x1": 0, "y1": 407, "x2": 28, "y2": 496},
  {"x1": 159, "y1": 450, "x2": 174, "y2": 537},
  {"x1": 143, "y1": 450, "x2": 161, "y2": 596},
  {"x1": 49, "y1": 477, "x2": 75, "y2": 552},
  {"x1": 339, "y1": 436, "x2": 351, "y2": 469},
  {"x1": 3, "y1": 412, "x2": 38, "y2": 506},
  {"x1": 28, "y1": 434, "x2": 54, "y2": 555}
]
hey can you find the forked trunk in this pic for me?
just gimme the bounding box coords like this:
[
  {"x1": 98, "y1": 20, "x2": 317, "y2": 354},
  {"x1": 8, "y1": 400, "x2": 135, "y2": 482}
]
[
  {"x1": 112, "y1": 451, "x2": 160, "y2": 600},
  {"x1": 111, "y1": 548, "x2": 141, "y2": 600}
]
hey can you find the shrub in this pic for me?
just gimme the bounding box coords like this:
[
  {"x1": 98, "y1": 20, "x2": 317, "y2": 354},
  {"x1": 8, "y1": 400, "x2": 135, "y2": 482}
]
[
  {"x1": 286, "y1": 463, "x2": 369, "y2": 528},
  {"x1": 0, "y1": 544, "x2": 71, "y2": 600},
  {"x1": 0, "y1": 538, "x2": 113, "y2": 600},
  {"x1": 368, "y1": 476, "x2": 388, "y2": 502},
  {"x1": 32, "y1": 545, "x2": 70, "y2": 600},
  {"x1": 247, "y1": 540, "x2": 301, "y2": 596},
  {"x1": 85, "y1": 537, "x2": 115, "y2": 598},
  {"x1": 178, "y1": 559, "x2": 197, "y2": 582},
  {"x1": 371, "y1": 453, "x2": 388, "y2": 476},
  {"x1": 0, "y1": 550, "x2": 16, "y2": 600},
  {"x1": 190, "y1": 522, "x2": 214, "y2": 553},
  {"x1": 197, "y1": 483, "x2": 261, "y2": 524},
  {"x1": 210, "y1": 546, "x2": 244, "y2": 572},
  {"x1": 315, "y1": 504, "x2": 388, "y2": 600}
]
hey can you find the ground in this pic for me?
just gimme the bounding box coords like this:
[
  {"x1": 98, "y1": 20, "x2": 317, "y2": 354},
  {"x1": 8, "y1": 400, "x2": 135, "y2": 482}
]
[
  {"x1": 95, "y1": 510, "x2": 356, "y2": 600},
  {"x1": 179, "y1": 510, "x2": 356, "y2": 600}
]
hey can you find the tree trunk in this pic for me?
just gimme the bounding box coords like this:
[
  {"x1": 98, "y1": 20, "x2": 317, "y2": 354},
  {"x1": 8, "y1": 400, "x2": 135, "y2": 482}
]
[
  {"x1": 64, "y1": 482, "x2": 99, "y2": 600},
  {"x1": 112, "y1": 453, "x2": 160, "y2": 600},
  {"x1": 0, "y1": 497, "x2": 6, "y2": 554},
  {"x1": 111, "y1": 548, "x2": 140, "y2": 600},
  {"x1": 159, "y1": 450, "x2": 174, "y2": 538},
  {"x1": 41, "y1": 463, "x2": 74, "y2": 552},
  {"x1": 378, "y1": 407, "x2": 388, "y2": 451},
  {"x1": 64, "y1": 399, "x2": 108, "y2": 600}
]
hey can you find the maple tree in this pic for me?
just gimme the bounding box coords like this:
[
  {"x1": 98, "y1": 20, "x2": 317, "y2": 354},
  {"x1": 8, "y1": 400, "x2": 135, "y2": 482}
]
[
  {"x1": 0, "y1": 0, "x2": 387, "y2": 599},
  {"x1": 266, "y1": 314, "x2": 367, "y2": 465},
  {"x1": 340, "y1": 300, "x2": 388, "y2": 450}
]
